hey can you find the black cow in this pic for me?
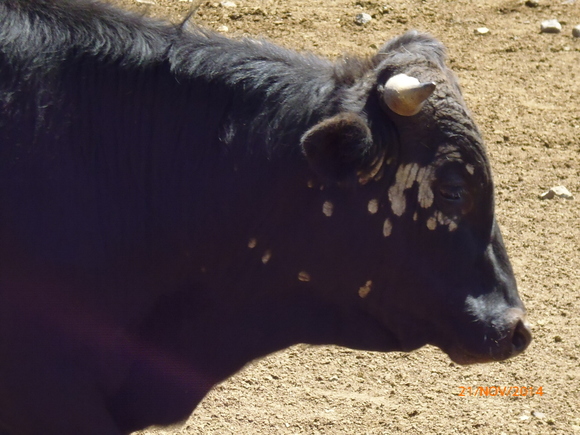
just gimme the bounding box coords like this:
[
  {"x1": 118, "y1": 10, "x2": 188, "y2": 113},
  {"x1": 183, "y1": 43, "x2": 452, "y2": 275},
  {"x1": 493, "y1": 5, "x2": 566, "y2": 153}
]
[{"x1": 0, "y1": 0, "x2": 531, "y2": 433}]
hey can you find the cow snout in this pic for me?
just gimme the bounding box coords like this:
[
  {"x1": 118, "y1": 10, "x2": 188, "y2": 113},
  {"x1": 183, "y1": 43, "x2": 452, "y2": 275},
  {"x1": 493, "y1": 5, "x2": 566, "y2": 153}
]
[
  {"x1": 501, "y1": 309, "x2": 532, "y2": 357},
  {"x1": 481, "y1": 307, "x2": 532, "y2": 362},
  {"x1": 446, "y1": 305, "x2": 532, "y2": 365}
]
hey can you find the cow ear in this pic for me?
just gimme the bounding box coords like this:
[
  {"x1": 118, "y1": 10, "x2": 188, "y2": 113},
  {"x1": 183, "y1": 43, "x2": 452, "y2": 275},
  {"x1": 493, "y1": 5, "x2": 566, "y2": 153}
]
[{"x1": 300, "y1": 112, "x2": 374, "y2": 183}]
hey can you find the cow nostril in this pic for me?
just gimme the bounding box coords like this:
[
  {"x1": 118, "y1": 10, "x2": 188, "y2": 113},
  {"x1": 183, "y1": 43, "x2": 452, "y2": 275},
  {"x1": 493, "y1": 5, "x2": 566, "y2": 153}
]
[{"x1": 511, "y1": 319, "x2": 532, "y2": 353}]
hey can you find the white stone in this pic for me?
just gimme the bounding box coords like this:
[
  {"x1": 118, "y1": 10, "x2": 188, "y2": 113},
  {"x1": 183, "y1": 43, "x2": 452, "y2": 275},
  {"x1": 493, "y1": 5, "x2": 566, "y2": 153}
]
[
  {"x1": 475, "y1": 27, "x2": 490, "y2": 35},
  {"x1": 220, "y1": 1, "x2": 237, "y2": 8},
  {"x1": 541, "y1": 19, "x2": 562, "y2": 34},
  {"x1": 539, "y1": 185, "x2": 573, "y2": 200},
  {"x1": 354, "y1": 13, "x2": 372, "y2": 25}
]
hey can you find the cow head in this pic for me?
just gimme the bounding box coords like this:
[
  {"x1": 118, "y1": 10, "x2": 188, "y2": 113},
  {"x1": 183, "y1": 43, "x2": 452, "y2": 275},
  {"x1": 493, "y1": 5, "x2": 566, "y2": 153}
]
[{"x1": 300, "y1": 31, "x2": 531, "y2": 364}]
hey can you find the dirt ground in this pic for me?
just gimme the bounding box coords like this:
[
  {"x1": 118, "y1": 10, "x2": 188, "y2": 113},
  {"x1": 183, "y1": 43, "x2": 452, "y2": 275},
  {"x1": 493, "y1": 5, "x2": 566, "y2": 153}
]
[{"x1": 103, "y1": 0, "x2": 580, "y2": 433}]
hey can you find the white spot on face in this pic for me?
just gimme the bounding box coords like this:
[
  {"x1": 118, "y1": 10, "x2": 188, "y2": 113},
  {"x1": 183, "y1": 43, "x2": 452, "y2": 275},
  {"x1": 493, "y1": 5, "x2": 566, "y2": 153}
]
[
  {"x1": 307, "y1": 180, "x2": 314, "y2": 188},
  {"x1": 322, "y1": 201, "x2": 333, "y2": 217},
  {"x1": 417, "y1": 167, "x2": 435, "y2": 209},
  {"x1": 368, "y1": 199, "x2": 379, "y2": 214},
  {"x1": 466, "y1": 164, "x2": 475, "y2": 175},
  {"x1": 388, "y1": 163, "x2": 436, "y2": 216},
  {"x1": 248, "y1": 238, "x2": 257, "y2": 249},
  {"x1": 298, "y1": 271, "x2": 311, "y2": 282},
  {"x1": 425, "y1": 210, "x2": 457, "y2": 231},
  {"x1": 426, "y1": 216, "x2": 437, "y2": 230},
  {"x1": 358, "y1": 280, "x2": 372, "y2": 298},
  {"x1": 413, "y1": 212, "x2": 418, "y2": 222},
  {"x1": 383, "y1": 218, "x2": 393, "y2": 237},
  {"x1": 261, "y1": 250, "x2": 272, "y2": 264},
  {"x1": 388, "y1": 163, "x2": 415, "y2": 216}
]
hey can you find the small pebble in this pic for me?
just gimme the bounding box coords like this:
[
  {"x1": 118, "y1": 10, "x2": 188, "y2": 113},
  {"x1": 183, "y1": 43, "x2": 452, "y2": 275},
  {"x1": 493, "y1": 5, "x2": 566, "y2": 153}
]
[
  {"x1": 217, "y1": 25, "x2": 229, "y2": 32},
  {"x1": 541, "y1": 19, "x2": 562, "y2": 33},
  {"x1": 525, "y1": 0, "x2": 540, "y2": 6},
  {"x1": 475, "y1": 27, "x2": 490, "y2": 35},
  {"x1": 539, "y1": 185, "x2": 574, "y2": 200},
  {"x1": 573, "y1": 25, "x2": 580, "y2": 37},
  {"x1": 354, "y1": 13, "x2": 372, "y2": 25},
  {"x1": 220, "y1": 1, "x2": 237, "y2": 8}
]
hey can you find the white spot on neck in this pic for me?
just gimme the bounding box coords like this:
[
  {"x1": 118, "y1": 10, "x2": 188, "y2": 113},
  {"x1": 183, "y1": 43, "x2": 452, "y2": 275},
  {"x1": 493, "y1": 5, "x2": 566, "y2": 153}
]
[
  {"x1": 383, "y1": 218, "x2": 393, "y2": 237},
  {"x1": 248, "y1": 238, "x2": 257, "y2": 249},
  {"x1": 358, "y1": 280, "x2": 373, "y2": 298},
  {"x1": 466, "y1": 164, "x2": 475, "y2": 175},
  {"x1": 322, "y1": 201, "x2": 334, "y2": 217},
  {"x1": 368, "y1": 199, "x2": 379, "y2": 214},
  {"x1": 261, "y1": 250, "x2": 272, "y2": 264},
  {"x1": 298, "y1": 271, "x2": 311, "y2": 282},
  {"x1": 307, "y1": 180, "x2": 314, "y2": 188}
]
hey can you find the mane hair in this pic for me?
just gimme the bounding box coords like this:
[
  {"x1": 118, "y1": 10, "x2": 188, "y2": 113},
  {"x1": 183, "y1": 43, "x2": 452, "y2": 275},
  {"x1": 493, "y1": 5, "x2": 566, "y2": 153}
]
[{"x1": 0, "y1": 0, "x2": 374, "y2": 156}]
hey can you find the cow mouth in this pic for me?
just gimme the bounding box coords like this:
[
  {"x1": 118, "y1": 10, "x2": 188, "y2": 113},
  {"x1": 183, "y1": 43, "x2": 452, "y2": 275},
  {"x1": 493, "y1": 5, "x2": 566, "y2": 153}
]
[{"x1": 437, "y1": 317, "x2": 532, "y2": 365}]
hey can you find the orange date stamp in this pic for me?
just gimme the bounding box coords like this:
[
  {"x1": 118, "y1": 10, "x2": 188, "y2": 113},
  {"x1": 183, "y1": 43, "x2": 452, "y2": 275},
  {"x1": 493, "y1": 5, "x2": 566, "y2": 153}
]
[{"x1": 458, "y1": 386, "x2": 544, "y2": 397}]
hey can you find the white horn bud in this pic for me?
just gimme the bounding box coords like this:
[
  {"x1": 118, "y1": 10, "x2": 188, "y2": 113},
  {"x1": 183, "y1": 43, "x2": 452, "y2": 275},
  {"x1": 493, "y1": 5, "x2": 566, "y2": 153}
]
[{"x1": 382, "y1": 73, "x2": 436, "y2": 117}]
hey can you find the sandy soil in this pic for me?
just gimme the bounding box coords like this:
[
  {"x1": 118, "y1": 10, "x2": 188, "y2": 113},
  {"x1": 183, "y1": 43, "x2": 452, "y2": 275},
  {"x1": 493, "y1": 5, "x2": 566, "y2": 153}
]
[{"x1": 105, "y1": 0, "x2": 579, "y2": 432}]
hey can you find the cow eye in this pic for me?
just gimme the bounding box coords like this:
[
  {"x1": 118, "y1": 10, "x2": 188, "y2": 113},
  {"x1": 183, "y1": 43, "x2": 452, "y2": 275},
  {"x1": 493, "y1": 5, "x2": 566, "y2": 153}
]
[{"x1": 439, "y1": 185, "x2": 465, "y2": 202}]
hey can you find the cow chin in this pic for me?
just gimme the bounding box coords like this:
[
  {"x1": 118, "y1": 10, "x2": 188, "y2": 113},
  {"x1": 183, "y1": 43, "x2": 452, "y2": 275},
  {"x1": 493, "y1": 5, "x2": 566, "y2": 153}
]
[{"x1": 443, "y1": 347, "x2": 501, "y2": 366}]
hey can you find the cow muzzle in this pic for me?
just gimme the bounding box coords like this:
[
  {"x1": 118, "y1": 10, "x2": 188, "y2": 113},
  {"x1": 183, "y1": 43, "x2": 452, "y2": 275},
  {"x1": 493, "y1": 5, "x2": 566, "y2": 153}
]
[{"x1": 446, "y1": 307, "x2": 532, "y2": 365}]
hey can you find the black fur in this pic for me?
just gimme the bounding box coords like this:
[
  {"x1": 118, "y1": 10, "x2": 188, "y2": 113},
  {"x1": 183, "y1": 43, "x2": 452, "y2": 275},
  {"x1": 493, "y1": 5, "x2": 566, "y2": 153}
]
[{"x1": 0, "y1": 1, "x2": 529, "y2": 434}]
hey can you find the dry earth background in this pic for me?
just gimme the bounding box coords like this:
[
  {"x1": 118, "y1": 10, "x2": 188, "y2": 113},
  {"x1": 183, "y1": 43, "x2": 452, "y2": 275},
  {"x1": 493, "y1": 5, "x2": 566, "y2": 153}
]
[{"x1": 102, "y1": 0, "x2": 580, "y2": 433}]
